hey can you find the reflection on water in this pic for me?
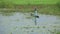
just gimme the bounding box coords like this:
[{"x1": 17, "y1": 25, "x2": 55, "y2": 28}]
[{"x1": 0, "y1": 12, "x2": 60, "y2": 34}]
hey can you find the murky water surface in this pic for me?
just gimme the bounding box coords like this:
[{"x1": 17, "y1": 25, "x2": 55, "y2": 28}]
[{"x1": 0, "y1": 12, "x2": 60, "y2": 34}]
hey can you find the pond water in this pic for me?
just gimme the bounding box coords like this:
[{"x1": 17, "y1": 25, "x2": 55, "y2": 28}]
[{"x1": 0, "y1": 12, "x2": 60, "y2": 34}]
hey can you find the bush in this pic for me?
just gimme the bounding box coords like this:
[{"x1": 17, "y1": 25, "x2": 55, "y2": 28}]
[{"x1": 56, "y1": 2, "x2": 60, "y2": 9}]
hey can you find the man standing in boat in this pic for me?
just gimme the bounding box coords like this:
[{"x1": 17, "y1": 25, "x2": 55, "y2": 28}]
[
  {"x1": 31, "y1": 8, "x2": 39, "y2": 18},
  {"x1": 31, "y1": 8, "x2": 39, "y2": 25}
]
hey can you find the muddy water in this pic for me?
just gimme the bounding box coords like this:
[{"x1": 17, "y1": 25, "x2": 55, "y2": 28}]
[{"x1": 0, "y1": 12, "x2": 60, "y2": 34}]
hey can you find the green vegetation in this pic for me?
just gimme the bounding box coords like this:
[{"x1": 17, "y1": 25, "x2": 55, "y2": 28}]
[
  {"x1": 0, "y1": 6, "x2": 60, "y2": 16},
  {"x1": 0, "y1": 0, "x2": 14, "y2": 8},
  {"x1": 2, "y1": 0, "x2": 60, "y2": 4},
  {"x1": 0, "y1": 0, "x2": 60, "y2": 5},
  {"x1": 0, "y1": 0, "x2": 60, "y2": 16}
]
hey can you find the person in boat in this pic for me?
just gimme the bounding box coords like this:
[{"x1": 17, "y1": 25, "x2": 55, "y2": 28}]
[{"x1": 31, "y1": 8, "x2": 39, "y2": 18}]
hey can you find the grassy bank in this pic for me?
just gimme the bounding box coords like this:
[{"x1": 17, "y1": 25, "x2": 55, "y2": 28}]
[{"x1": 0, "y1": 4, "x2": 60, "y2": 16}]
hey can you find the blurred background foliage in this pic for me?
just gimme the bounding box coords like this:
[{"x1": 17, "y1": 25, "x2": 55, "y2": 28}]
[{"x1": 0, "y1": 0, "x2": 14, "y2": 8}]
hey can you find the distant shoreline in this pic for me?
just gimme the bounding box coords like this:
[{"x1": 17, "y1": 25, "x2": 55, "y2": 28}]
[{"x1": 0, "y1": 4, "x2": 60, "y2": 16}]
